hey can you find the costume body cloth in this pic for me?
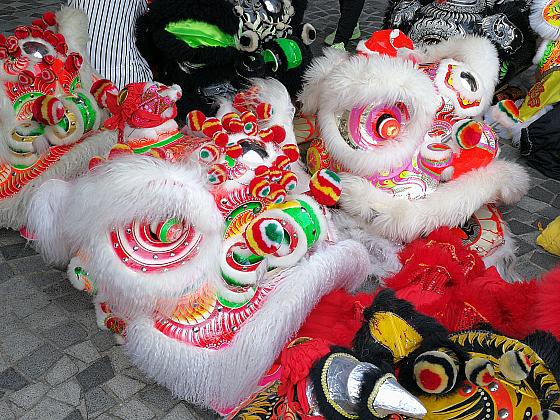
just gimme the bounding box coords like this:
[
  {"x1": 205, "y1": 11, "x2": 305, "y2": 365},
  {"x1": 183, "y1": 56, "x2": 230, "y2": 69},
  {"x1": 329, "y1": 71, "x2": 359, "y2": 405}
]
[{"x1": 67, "y1": 0, "x2": 153, "y2": 88}]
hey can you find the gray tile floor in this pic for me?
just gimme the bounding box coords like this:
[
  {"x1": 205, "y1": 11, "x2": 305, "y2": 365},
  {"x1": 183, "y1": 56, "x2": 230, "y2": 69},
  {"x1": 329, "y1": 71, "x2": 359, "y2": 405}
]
[{"x1": 0, "y1": 0, "x2": 558, "y2": 419}]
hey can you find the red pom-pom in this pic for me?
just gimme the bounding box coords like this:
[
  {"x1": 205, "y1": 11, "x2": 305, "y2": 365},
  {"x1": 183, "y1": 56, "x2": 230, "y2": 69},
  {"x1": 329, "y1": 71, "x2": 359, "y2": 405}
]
[
  {"x1": 42, "y1": 11, "x2": 57, "y2": 27},
  {"x1": 244, "y1": 217, "x2": 284, "y2": 256},
  {"x1": 255, "y1": 102, "x2": 273, "y2": 120},
  {"x1": 32, "y1": 95, "x2": 65, "y2": 125},
  {"x1": 0, "y1": 34, "x2": 7, "y2": 46},
  {"x1": 281, "y1": 144, "x2": 300, "y2": 163},
  {"x1": 268, "y1": 184, "x2": 287, "y2": 204},
  {"x1": 241, "y1": 111, "x2": 257, "y2": 124},
  {"x1": 280, "y1": 171, "x2": 298, "y2": 192},
  {"x1": 309, "y1": 169, "x2": 342, "y2": 207},
  {"x1": 14, "y1": 26, "x2": 30, "y2": 40},
  {"x1": 254, "y1": 165, "x2": 270, "y2": 178},
  {"x1": 187, "y1": 110, "x2": 206, "y2": 132},
  {"x1": 30, "y1": 26, "x2": 43, "y2": 38},
  {"x1": 198, "y1": 144, "x2": 220, "y2": 164},
  {"x1": 226, "y1": 117, "x2": 244, "y2": 133},
  {"x1": 270, "y1": 125, "x2": 286, "y2": 143},
  {"x1": 274, "y1": 155, "x2": 291, "y2": 169},
  {"x1": 18, "y1": 70, "x2": 35, "y2": 86},
  {"x1": 0, "y1": 47, "x2": 8, "y2": 60},
  {"x1": 221, "y1": 112, "x2": 240, "y2": 129},
  {"x1": 42, "y1": 54, "x2": 55, "y2": 65},
  {"x1": 249, "y1": 177, "x2": 271, "y2": 198},
  {"x1": 202, "y1": 117, "x2": 223, "y2": 137},
  {"x1": 90, "y1": 79, "x2": 118, "y2": 108},
  {"x1": 269, "y1": 168, "x2": 283, "y2": 182},
  {"x1": 40, "y1": 68, "x2": 56, "y2": 84},
  {"x1": 207, "y1": 163, "x2": 228, "y2": 185},
  {"x1": 55, "y1": 42, "x2": 68, "y2": 55},
  {"x1": 453, "y1": 120, "x2": 482, "y2": 150},
  {"x1": 258, "y1": 127, "x2": 275, "y2": 143},
  {"x1": 32, "y1": 19, "x2": 47, "y2": 29},
  {"x1": 225, "y1": 144, "x2": 243, "y2": 159},
  {"x1": 54, "y1": 33, "x2": 66, "y2": 45},
  {"x1": 212, "y1": 131, "x2": 229, "y2": 148},
  {"x1": 6, "y1": 36, "x2": 20, "y2": 53},
  {"x1": 43, "y1": 30, "x2": 57, "y2": 45},
  {"x1": 64, "y1": 53, "x2": 83, "y2": 73}
]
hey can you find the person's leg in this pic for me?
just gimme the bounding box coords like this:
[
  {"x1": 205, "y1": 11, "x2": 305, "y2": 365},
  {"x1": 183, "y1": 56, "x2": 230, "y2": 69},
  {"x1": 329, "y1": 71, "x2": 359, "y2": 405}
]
[{"x1": 333, "y1": 0, "x2": 365, "y2": 45}]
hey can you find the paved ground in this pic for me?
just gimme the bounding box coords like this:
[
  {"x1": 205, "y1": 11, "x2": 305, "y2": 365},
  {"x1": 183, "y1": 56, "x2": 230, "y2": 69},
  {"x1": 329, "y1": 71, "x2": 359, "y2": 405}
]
[{"x1": 0, "y1": 0, "x2": 558, "y2": 419}]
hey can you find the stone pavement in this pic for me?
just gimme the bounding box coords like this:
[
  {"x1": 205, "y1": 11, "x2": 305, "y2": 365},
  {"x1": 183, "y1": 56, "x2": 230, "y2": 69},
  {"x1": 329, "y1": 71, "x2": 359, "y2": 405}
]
[{"x1": 0, "y1": 0, "x2": 559, "y2": 419}]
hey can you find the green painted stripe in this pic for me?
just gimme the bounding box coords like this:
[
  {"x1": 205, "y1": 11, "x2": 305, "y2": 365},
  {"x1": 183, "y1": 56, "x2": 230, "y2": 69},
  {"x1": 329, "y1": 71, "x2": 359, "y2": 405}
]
[{"x1": 133, "y1": 132, "x2": 184, "y2": 154}]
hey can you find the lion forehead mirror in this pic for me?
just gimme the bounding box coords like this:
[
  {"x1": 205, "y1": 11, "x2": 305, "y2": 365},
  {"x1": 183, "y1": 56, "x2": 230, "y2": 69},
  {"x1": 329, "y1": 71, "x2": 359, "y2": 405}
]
[{"x1": 21, "y1": 41, "x2": 50, "y2": 59}]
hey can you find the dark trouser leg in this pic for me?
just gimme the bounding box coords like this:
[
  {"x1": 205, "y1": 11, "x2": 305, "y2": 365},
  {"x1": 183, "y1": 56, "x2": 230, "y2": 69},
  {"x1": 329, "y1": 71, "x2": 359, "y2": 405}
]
[{"x1": 333, "y1": 0, "x2": 365, "y2": 45}]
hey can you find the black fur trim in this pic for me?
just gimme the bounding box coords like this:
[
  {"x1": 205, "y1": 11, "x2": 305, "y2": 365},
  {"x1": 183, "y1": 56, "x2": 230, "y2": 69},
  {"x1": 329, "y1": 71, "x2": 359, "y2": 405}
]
[
  {"x1": 288, "y1": 0, "x2": 308, "y2": 29},
  {"x1": 524, "y1": 331, "x2": 560, "y2": 381}
]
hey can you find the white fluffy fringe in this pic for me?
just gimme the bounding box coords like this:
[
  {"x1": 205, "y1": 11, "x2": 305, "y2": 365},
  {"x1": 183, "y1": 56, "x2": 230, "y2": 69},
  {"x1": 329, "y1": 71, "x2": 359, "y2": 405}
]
[
  {"x1": 1, "y1": 130, "x2": 116, "y2": 229},
  {"x1": 27, "y1": 155, "x2": 225, "y2": 318},
  {"x1": 299, "y1": 50, "x2": 438, "y2": 176},
  {"x1": 339, "y1": 159, "x2": 530, "y2": 243},
  {"x1": 124, "y1": 239, "x2": 370, "y2": 410}
]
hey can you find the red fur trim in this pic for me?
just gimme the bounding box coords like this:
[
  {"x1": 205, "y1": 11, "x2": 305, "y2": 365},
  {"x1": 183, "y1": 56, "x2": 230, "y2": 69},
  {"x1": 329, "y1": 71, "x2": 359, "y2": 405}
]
[
  {"x1": 532, "y1": 267, "x2": 560, "y2": 339},
  {"x1": 296, "y1": 290, "x2": 375, "y2": 348}
]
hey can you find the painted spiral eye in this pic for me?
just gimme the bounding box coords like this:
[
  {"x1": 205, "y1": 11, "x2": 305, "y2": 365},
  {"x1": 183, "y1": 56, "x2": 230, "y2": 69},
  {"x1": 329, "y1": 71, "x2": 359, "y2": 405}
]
[{"x1": 340, "y1": 102, "x2": 409, "y2": 150}]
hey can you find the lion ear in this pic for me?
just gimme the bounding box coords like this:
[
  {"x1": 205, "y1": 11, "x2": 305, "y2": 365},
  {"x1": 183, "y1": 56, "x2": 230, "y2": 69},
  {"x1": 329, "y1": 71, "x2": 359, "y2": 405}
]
[{"x1": 298, "y1": 48, "x2": 349, "y2": 114}]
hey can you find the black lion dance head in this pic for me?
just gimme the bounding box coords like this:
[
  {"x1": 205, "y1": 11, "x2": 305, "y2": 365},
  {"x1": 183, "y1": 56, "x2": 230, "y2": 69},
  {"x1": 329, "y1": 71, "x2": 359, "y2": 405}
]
[
  {"x1": 384, "y1": 0, "x2": 537, "y2": 84},
  {"x1": 136, "y1": 0, "x2": 316, "y2": 118}
]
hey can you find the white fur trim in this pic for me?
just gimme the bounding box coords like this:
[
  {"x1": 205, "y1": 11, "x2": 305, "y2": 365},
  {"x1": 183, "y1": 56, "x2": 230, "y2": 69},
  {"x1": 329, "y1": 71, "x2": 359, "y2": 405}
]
[
  {"x1": 483, "y1": 223, "x2": 519, "y2": 283},
  {"x1": 27, "y1": 155, "x2": 225, "y2": 318},
  {"x1": 301, "y1": 52, "x2": 438, "y2": 175},
  {"x1": 0, "y1": 130, "x2": 116, "y2": 230},
  {"x1": 330, "y1": 210, "x2": 402, "y2": 283},
  {"x1": 420, "y1": 36, "x2": 499, "y2": 113},
  {"x1": 56, "y1": 7, "x2": 100, "y2": 89},
  {"x1": 339, "y1": 159, "x2": 529, "y2": 242},
  {"x1": 124, "y1": 239, "x2": 370, "y2": 410},
  {"x1": 298, "y1": 48, "x2": 350, "y2": 114}
]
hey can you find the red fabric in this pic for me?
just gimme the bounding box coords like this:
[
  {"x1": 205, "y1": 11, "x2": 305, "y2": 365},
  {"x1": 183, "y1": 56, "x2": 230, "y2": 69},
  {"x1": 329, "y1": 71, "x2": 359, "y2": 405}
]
[
  {"x1": 278, "y1": 291, "x2": 375, "y2": 418},
  {"x1": 386, "y1": 228, "x2": 557, "y2": 340}
]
